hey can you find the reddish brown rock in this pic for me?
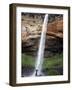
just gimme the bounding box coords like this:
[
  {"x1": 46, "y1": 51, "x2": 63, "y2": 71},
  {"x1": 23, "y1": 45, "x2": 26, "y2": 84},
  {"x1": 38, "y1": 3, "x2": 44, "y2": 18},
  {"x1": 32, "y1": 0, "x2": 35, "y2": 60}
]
[{"x1": 21, "y1": 15, "x2": 63, "y2": 57}]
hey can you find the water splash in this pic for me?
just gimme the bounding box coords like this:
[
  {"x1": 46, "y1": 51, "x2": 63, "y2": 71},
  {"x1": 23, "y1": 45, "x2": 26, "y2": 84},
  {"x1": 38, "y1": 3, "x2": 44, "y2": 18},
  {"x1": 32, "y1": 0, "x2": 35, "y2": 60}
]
[{"x1": 33, "y1": 14, "x2": 48, "y2": 76}]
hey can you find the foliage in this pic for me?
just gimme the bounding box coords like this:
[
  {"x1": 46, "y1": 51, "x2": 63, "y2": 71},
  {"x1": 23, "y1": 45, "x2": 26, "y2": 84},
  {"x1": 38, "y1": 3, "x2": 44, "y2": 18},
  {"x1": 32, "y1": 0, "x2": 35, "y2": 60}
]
[{"x1": 22, "y1": 53, "x2": 63, "y2": 75}]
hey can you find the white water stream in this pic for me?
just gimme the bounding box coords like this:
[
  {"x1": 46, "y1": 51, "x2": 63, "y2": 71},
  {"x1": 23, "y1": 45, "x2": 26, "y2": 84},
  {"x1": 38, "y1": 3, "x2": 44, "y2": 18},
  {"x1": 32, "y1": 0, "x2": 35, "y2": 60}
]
[{"x1": 33, "y1": 14, "x2": 48, "y2": 76}]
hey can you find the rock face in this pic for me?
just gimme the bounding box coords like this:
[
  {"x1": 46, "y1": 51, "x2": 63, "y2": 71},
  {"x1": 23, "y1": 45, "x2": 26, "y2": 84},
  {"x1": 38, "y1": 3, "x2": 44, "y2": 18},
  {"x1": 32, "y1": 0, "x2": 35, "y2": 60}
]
[{"x1": 21, "y1": 14, "x2": 63, "y2": 57}]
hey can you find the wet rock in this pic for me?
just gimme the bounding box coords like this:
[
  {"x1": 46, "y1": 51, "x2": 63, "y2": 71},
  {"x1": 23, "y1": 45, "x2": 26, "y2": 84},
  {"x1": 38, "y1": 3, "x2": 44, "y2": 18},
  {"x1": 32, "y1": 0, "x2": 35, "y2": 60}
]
[{"x1": 21, "y1": 14, "x2": 63, "y2": 57}]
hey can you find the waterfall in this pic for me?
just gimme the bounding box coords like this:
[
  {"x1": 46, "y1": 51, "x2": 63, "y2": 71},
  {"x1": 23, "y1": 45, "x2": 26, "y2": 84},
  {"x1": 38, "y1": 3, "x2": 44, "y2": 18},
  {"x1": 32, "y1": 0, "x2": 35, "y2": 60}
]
[{"x1": 34, "y1": 14, "x2": 48, "y2": 76}]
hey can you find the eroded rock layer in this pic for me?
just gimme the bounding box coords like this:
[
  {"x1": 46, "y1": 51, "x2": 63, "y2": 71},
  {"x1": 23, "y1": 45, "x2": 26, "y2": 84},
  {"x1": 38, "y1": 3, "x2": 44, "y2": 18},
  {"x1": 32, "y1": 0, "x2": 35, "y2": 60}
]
[{"x1": 21, "y1": 14, "x2": 63, "y2": 57}]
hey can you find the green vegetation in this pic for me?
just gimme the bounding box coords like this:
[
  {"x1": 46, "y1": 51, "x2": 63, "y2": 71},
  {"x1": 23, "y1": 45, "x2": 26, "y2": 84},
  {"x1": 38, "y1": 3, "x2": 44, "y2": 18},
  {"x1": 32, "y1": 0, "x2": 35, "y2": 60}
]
[
  {"x1": 22, "y1": 53, "x2": 63, "y2": 75},
  {"x1": 22, "y1": 54, "x2": 35, "y2": 67},
  {"x1": 43, "y1": 53, "x2": 63, "y2": 68}
]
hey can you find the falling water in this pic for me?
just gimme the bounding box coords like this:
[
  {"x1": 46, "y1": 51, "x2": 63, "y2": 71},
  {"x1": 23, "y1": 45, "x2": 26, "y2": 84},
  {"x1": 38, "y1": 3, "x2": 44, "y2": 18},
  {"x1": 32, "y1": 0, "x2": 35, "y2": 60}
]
[{"x1": 33, "y1": 14, "x2": 48, "y2": 76}]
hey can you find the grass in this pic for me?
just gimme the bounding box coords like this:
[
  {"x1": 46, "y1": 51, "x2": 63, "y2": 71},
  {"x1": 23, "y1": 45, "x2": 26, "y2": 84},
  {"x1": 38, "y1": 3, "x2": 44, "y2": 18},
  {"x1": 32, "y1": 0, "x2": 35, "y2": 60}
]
[
  {"x1": 43, "y1": 53, "x2": 63, "y2": 69},
  {"x1": 22, "y1": 53, "x2": 63, "y2": 75},
  {"x1": 22, "y1": 54, "x2": 35, "y2": 67}
]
